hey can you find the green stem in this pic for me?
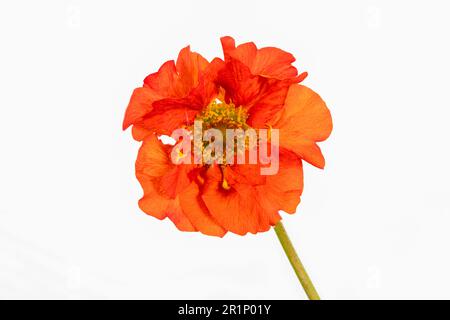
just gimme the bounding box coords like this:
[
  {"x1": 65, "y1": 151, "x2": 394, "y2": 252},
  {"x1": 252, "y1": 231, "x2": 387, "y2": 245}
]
[{"x1": 274, "y1": 221, "x2": 320, "y2": 300}]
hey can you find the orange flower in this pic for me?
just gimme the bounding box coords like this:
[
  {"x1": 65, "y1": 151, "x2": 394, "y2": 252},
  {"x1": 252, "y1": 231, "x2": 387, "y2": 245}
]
[{"x1": 123, "y1": 37, "x2": 332, "y2": 237}]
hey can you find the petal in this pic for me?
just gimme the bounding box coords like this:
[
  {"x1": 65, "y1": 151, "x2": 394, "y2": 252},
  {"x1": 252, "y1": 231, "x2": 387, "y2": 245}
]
[
  {"x1": 178, "y1": 182, "x2": 227, "y2": 237},
  {"x1": 159, "y1": 165, "x2": 193, "y2": 199},
  {"x1": 136, "y1": 173, "x2": 196, "y2": 231},
  {"x1": 217, "y1": 58, "x2": 262, "y2": 108},
  {"x1": 142, "y1": 107, "x2": 199, "y2": 135},
  {"x1": 256, "y1": 149, "x2": 303, "y2": 214},
  {"x1": 122, "y1": 87, "x2": 161, "y2": 130},
  {"x1": 246, "y1": 79, "x2": 291, "y2": 128},
  {"x1": 127, "y1": 46, "x2": 215, "y2": 137},
  {"x1": 136, "y1": 174, "x2": 167, "y2": 220},
  {"x1": 143, "y1": 46, "x2": 210, "y2": 98},
  {"x1": 175, "y1": 46, "x2": 210, "y2": 95},
  {"x1": 201, "y1": 165, "x2": 273, "y2": 235},
  {"x1": 202, "y1": 177, "x2": 261, "y2": 235},
  {"x1": 216, "y1": 56, "x2": 294, "y2": 128},
  {"x1": 135, "y1": 134, "x2": 171, "y2": 178},
  {"x1": 189, "y1": 57, "x2": 224, "y2": 106},
  {"x1": 223, "y1": 163, "x2": 266, "y2": 186},
  {"x1": 222, "y1": 38, "x2": 257, "y2": 67},
  {"x1": 143, "y1": 60, "x2": 179, "y2": 97},
  {"x1": 136, "y1": 135, "x2": 195, "y2": 196},
  {"x1": 139, "y1": 54, "x2": 222, "y2": 136},
  {"x1": 220, "y1": 36, "x2": 236, "y2": 60},
  {"x1": 200, "y1": 148, "x2": 304, "y2": 235},
  {"x1": 165, "y1": 197, "x2": 197, "y2": 232},
  {"x1": 135, "y1": 136, "x2": 197, "y2": 232},
  {"x1": 253, "y1": 47, "x2": 298, "y2": 80},
  {"x1": 220, "y1": 36, "x2": 300, "y2": 80},
  {"x1": 131, "y1": 124, "x2": 153, "y2": 141},
  {"x1": 271, "y1": 84, "x2": 332, "y2": 168}
]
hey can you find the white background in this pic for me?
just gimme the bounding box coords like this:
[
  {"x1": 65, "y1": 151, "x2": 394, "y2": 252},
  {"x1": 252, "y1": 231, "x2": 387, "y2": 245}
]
[{"x1": 1, "y1": 0, "x2": 450, "y2": 299}]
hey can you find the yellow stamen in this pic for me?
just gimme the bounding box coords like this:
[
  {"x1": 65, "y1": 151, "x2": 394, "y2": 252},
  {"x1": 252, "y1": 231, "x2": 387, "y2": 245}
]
[
  {"x1": 222, "y1": 178, "x2": 231, "y2": 190},
  {"x1": 198, "y1": 98, "x2": 249, "y2": 130}
]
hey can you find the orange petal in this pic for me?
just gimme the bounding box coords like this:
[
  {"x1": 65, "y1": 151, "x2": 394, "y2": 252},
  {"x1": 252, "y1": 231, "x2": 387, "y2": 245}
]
[
  {"x1": 200, "y1": 148, "x2": 304, "y2": 235},
  {"x1": 202, "y1": 180, "x2": 261, "y2": 235},
  {"x1": 142, "y1": 107, "x2": 199, "y2": 135},
  {"x1": 159, "y1": 165, "x2": 193, "y2": 199},
  {"x1": 228, "y1": 42, "x2": 257, "y2": 68},
  {"x1": 216, "y1": 53, "x2": 293, "y2": 128},
  {"x1": 271, "y1": 84, "x2": 332, "y2": 168},
  {"x1": 131, "y1": 124, "x2": 153, "y2": 141},
  {"x1": 256, "y1": 149, "x2": 303, "y2": 215},
  {"x1": 143, "y1": 60, "x2": 179, "y2": 97},
  {"x1": 135, "y1": 136, "x2": 197, "y2": 232},
  {"x1": 175, "y1": 46, "x2": 210, "y2": 95},
  {"x1": 122, "y1": 87, "x2": 160, "y2": 130},
  {"x1": 246, "y1": 79, "x2": 291, "y2": 128},
  {"x1": 135, "y1": 134, "x2": 171, "y2": 178},
  {"x1": 201, "y1": 165, "x2": 275, "y2": 235},
  {"x1": 223, "y1": 163, "x2": 266, "y2": 186},
  {"x1": 217, "y1": 58, "x2": 261, "y2": 108},
  {"x1": 136, "y1": 173, "x2": 195, "y2": 231},
  {"x1": 127, "y1": 46, "x2": 215, "y2": 137},
  {"x1": 136, "y1": 173, "x2": 167, "y2": 220},
  {"x1": 165, "y1": 196, "x2": 197, "y2": 232},
  {"x1": 220, "y1": 36, "x2": 300, "y2": 81},
  {"x1": 178, "y1": 182, "x2": 227, "y2": 237},
  {"x1": 253, "y1": 47, "x2": 298, "y2": 80}
]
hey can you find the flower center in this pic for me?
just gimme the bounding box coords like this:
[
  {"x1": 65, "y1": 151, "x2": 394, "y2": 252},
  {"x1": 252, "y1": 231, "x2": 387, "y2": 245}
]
[{"x1": 197, "y1": 99, "x2": 249, "y2": 130}]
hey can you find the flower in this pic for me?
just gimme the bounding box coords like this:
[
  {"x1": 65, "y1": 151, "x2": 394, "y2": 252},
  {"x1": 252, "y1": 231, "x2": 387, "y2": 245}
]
[{"x1": 123, "y1": 37, "x2": 332, "y2": 237}]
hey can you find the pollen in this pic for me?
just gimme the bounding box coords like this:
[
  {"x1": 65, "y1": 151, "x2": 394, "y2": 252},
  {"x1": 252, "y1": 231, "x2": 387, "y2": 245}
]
[
  {"x1": 192, "y1": 96, "x2": 252, "y2": 166},
  {"x1": 198, "y1": 98, "x2": 249, "y2": 130}
]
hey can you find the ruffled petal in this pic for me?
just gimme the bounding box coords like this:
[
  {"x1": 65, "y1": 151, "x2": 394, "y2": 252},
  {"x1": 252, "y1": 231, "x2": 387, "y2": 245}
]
[
  {"x1": 253, "y1": 47, "x2": 298, "y2": 80},
  {"x1": 178, "y1": 182, "x2": 227, "y2": 237},
  {"x1": 175, "y1": 46, "x2": 210, "y2": 94},
  {"x1": 271, "y1": 84, "x2": 332, "y2": 168},
  {"x1": 245, "y1": 79, "x2": 292, "y2": 128},
  {"x1": 256, "y1": 149, "x2": 303, "y2": 215},
  {"x1": 143, "y1": 60, "x2": 179, "y2": 97},
  {"x1": 125, "y1": 46, "x2": 216, "y2": 137},
  {"x1": 135, "y1": 134, "x2": 172, "y2": 177},
  {"x1": 137, "y1": 173, "x2": 196, "y2": 231},
  {"x1": 217, "y1": 58, "x2": 261, "y2": 109},
  {"x1": 131, "y1": 124, "x2": 153, "y2": 141},
  {"x1": 218, "y1": 39, "x2": 303, "y2": 128},
  {"x1": 201, "y1": 165, "x2": 262, "y2": 235},
  {"x1": 122, "y1": 87, "x2": 161, "y2": 130},
  {"x1": 142, "y1": 107, "x2": 199, "y2": 135},
  {"x1": 221, "y1": 36, "x2": 300, "y2": 81},
  {"x1": 200, "y1": 152, "x2": 303, "y2": 236},
  {"x1": 135, "y1": 135, "x2": 197, "y2": 231}
]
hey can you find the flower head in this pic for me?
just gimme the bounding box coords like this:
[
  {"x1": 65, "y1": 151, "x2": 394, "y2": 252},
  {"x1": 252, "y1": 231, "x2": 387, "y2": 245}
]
[{"x1": 123, "y1": 37, "x2": 332, "y2": 236}]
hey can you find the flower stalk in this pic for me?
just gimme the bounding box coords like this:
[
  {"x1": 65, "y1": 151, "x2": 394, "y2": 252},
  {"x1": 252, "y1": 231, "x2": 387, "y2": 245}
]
[{"x1": 274, "y1": 221, "x2": 320, "y2": 300}]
